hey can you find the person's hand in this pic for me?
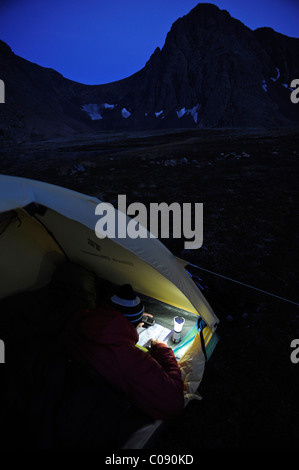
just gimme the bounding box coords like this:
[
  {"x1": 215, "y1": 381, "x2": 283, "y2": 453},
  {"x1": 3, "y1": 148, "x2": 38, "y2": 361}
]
[
  {"x1": 150, "y1": 338, "x2": 166, "y2": 347},
  {"x1": 137, "y1": 312, "x2": 153, "y2": 329}
]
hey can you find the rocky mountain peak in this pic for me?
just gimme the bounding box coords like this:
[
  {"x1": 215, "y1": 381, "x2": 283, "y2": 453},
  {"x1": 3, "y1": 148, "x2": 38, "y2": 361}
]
[{"x1": 0, "y1": 3, "x2": 298, "y2": 141}]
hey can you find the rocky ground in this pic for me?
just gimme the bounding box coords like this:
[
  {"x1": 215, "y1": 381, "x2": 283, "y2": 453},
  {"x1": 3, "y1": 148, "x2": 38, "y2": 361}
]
[{"x1": 0, "y1": 127, "x2": 298, "y2": 448}]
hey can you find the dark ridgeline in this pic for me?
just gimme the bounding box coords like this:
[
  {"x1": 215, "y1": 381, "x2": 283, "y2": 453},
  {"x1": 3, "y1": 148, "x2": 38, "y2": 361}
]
[{"x1": 0, "y1": 3, "x2": 299, "y2": 141}]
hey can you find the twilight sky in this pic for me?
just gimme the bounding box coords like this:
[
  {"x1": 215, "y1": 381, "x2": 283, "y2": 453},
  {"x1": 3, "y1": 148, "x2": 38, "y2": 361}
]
[{"x1": 0, "y1": 0, "x2": 298, "y2": 85}]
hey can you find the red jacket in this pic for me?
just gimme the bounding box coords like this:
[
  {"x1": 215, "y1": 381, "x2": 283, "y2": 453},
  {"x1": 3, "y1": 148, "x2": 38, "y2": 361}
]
[{"x1": 62, "y1": 304, "x2": 184, "y2": 420}]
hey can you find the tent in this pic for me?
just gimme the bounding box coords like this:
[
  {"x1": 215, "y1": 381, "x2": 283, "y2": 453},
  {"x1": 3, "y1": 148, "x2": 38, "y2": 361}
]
[{"x1": 0, "y1": 174, "x2": 219, "y2": 449}]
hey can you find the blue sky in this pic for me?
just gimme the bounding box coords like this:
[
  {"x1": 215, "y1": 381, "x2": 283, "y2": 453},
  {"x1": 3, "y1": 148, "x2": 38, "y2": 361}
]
[{"x1": 0, "y1": 0, "x2": 298, "y2": 85}]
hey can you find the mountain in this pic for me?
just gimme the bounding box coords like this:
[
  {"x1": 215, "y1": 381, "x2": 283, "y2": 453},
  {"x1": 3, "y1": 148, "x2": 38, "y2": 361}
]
[{"x1": 0, "y1": 3, "x2": 299, "y2": 141}]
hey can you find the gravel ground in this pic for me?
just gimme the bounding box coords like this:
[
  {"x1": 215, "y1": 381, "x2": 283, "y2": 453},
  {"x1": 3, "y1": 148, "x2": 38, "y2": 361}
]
[{"x1": 0, "y1": 127, "x2": 298, "y2": 448}]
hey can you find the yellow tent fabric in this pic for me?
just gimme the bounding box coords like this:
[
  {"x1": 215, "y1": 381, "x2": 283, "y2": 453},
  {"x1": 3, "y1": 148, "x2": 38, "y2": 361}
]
[{"x1": 0, "y1": 175, "x2": 219, "y2": 329}]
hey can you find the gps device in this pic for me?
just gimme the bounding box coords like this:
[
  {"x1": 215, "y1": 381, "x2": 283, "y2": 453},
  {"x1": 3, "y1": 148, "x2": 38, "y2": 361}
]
[{"x1": 141, "y1": 315, "x2": 155, "y2": 328}]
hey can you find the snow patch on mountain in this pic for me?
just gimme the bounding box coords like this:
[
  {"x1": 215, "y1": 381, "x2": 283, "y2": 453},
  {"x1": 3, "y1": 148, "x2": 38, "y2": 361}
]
[
  {"x1": 189, "y1": 105, "x2": 199, "y2": 124},
  {"x1": 176, "y1": 105, "x2": 199, "y2": 123},
  {"x1": 103, "y1": 103, "x2": 116, "y2": 109},
  {"x1": 82, "y1": 103, "x2": 103, "y2": 120},
  {"x1": 122, "y1": 108, "x2": 131, "y2": 118},
  {"x1": 177, "y1": 108, "x2": 186, "y2": 118}
]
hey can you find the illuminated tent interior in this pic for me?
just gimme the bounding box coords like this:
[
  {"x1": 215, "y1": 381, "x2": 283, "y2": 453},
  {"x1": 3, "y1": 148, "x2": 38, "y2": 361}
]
[{"x1": 0, "y1": 174, "x2": 219, "y2": 449}]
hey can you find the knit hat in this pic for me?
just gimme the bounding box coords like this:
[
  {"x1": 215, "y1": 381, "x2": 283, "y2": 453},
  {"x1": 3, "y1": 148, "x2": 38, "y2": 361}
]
[{"x1": 110, "y1": 284, "x2": 144, "y2": 327}]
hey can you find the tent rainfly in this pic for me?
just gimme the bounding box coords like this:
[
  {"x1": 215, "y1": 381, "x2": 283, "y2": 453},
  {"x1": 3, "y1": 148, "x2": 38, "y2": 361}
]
[
  {"x1": 0, "y1": 174, "x2": 220, "y2": 449},
  {"x1": 0, "y1": 174, "x2": 219, "y2": 330}
]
